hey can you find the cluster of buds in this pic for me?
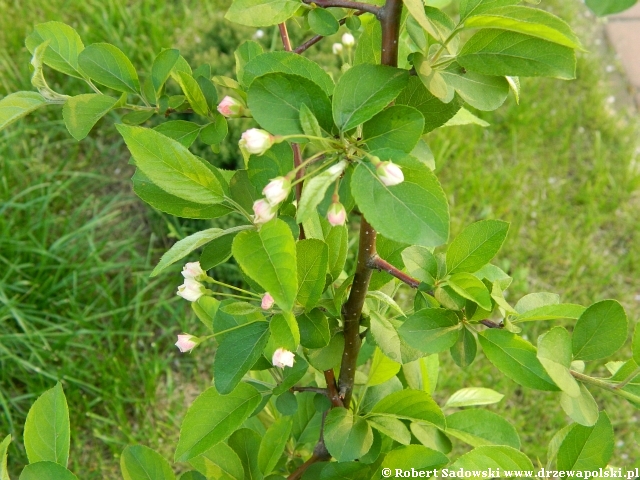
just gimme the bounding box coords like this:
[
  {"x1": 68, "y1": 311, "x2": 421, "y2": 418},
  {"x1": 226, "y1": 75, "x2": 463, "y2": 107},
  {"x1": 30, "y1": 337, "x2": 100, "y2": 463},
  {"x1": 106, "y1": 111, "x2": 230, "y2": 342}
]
[
  {"x1": 252, "y1": 173, "x2": 294, "y2": 225},
  {"x1": 217, "y1": 96, "x2": 249, "y2": 118},
  {"x1": 176, "y1": 262, "x2": 207, "y2": 302}
]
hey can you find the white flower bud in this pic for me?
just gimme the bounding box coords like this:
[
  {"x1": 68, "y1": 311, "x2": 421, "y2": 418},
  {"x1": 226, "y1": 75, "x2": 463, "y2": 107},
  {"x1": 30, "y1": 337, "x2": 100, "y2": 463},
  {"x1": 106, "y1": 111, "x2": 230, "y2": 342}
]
[
  {"x1": 342, "y1": 33, "x2": 355, "y2": 47},
  {"x1": 376, "y1": 161, "x2": 404, "y2": 186},
  {"x1": 272, "y1": 348, "x2": 295, "y2": 368},
  {"x1": 177, "y1": 278, "x2": 206, "y2": 302},
  {"x1": 175, "y1": 334, "x2": 198, "y2": 353},
  {"x1": 239, "y1": 128, "x2": 275, "y2": 155},
  {"x1": 217, "y1": 96, "x2": 244, "y2": 118},
  {"x1": 253, "y1": 29, "x2": 265, "y2": 40},
  {"x1": 181, "y1": 261, "x2": 206, "y2": 280},
  {"x1": 261, "y1": 292, "x2": 275, "y2": 310},
  {"x1": 332, "y1": 43, "x2": 343, "y2": 55},
  {"x1": 253, "y1": 199, "x2": 277, "y2": 225},
  {"x1": 327, "y1": 202, "x2": 347, "y2": 226},
  {"x1": 262, "y1": 176, "x2": 291, "y2": 205}
]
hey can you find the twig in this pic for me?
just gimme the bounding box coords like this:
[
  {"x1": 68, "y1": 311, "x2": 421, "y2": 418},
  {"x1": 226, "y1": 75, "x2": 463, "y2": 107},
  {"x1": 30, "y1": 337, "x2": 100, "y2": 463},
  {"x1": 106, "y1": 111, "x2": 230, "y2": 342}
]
[
  {"x1": 291, "y1": 386, "x2": 329, "y2": 395},
  {"x1": 480, "y1": 319, "x2": 503, "y2": 329},
  {"x1": 303, "y1": 0, "x2": 380, "y2": 15},
  {"x1": 367, "y1": 254, "x2": 420, "y2": 288},
  {"x1": 287, "y1": 412, "x2": 331, "y2": 480},
  {"x1": 294, "y1": 11, "x2": 366, "y2": 54},
  {"x1": 324, "y1": 369, "x2": 344, "y2": 407},
  {"x1": 571, "y1": 370, "x2": 640, "y2": 404},
  {"x1": 613, "y1": 366, "x2": 640, "y2": 390}
]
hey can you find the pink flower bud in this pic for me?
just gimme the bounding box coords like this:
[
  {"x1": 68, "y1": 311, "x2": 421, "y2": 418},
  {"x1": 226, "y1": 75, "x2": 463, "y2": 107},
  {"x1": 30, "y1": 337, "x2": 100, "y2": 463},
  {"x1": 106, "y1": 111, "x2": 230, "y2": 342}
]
[
  {"x1": 262, "y1": 177, "x2": 291, "y2": 205},
  {"x1": 175, "y1": 334, "x2": 198, "y2": 353},
  {"x1": 181, "y1": 261, "x2": 206, "y2": 280},
  {"x1": 327, "y1": 202, "x2": 347, "y2": 226},
  {"x1": 177, "y1": 278, "x2": 206, "y2": 302},
  {"x1": 253, "y1": 199, "x2": 277, "y2": 224},
  {"x1": 376, "y1": 161, "x2": 404, "y2": 186},
  {"x1": 217, "y1": 96, "x2": 244, "y2": 118},
  {"x1": 342, "y1": 33, "x2": 355, "y2": 47},
  {"x1": 272, "y1": 348, "x2": 295, "y2": 368},
  {"x1": 261, "y1": 292, "x2": 275, "y2": 310},
  {"x1": 239, "y1": 128, "x2": 274, "y2": 155}
]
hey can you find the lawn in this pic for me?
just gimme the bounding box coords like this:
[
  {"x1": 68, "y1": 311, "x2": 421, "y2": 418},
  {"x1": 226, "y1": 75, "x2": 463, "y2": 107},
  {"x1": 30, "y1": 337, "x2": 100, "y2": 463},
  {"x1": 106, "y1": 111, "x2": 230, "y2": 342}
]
[{"x1": 1, "y1": 0, "x2": 639, "y2": 477}]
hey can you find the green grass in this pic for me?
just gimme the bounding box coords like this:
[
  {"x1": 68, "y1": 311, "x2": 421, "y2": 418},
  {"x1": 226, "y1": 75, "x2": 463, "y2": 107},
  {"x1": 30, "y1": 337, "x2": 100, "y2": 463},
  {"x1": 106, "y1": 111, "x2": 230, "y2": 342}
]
[{"x1": 1, "y1": 0, "x2": 639, "y2": 476}]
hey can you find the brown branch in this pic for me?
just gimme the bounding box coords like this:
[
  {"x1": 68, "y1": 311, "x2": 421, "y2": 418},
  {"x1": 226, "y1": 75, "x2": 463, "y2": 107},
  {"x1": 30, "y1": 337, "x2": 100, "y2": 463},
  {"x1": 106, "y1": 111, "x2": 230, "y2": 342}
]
[
  {"x1": 294, "y1": 11, "x2": 366, "y2": 54},
  {"x1": 480, "y1": 319, "x2": 503, "y2": 329},
  {"x1": 379, "y1": 0, "x2": 403, "y2": 67},
  {"x1": 367, "y1": 254, "x2": 420, "y2": 288},
  {"x1": 291, "y1": 386, "x2": 329, "y2": 395},
  {"x1": 287, "y1": 412, "x2": 331, "y2": 480},
  {"x1": 324, "y1": 369, "x2": 344, "y2": 407},
  {"x1": 303, "y1": 0, "x2": 380, "y2": 15}
]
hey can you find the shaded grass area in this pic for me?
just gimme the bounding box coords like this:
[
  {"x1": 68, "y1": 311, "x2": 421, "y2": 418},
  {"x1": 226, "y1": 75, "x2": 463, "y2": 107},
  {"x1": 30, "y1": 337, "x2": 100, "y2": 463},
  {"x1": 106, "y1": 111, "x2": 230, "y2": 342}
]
[{"x1": 0, "y1": 0, "x2": 639, "y2": 476}]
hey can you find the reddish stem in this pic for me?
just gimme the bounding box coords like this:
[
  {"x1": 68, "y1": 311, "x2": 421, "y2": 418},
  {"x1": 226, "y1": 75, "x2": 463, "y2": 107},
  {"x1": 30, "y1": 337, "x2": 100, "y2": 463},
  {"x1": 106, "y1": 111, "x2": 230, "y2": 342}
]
[
  {"x1": 302, "y1": 0, "x2": 380, "y2": 15},
  {"x1": 367, "y1": 255, "x2": 420, "y2": 288},
  {"x1": 294, "y1": 11, "x2": 366, "y2": 54}
]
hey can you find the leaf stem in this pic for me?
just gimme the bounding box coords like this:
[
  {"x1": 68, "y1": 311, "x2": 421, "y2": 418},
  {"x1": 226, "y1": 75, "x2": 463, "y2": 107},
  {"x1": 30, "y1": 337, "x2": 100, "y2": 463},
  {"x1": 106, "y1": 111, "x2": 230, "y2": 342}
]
[
  {"x1": 203, "y1": 277, "x2": 262, "y2": 297},
  {"x1": 294, "y1": 11, "x2": 367, "y2": 54},
  {"x1": 614, "y1": 366, "x2": 640, "y2": 390},
  {"x1": 571, "y1": 370, "x2": 640, "y2": 404},
  {"x1": 367, "y1": 254, "x2": 420, "y2": 288},
  {"x1": 303, "y1": 0, "x2": 380, "y2": 15},
  {"x1": 203, "y1": 320, "x2": 264, "y2": 339}
]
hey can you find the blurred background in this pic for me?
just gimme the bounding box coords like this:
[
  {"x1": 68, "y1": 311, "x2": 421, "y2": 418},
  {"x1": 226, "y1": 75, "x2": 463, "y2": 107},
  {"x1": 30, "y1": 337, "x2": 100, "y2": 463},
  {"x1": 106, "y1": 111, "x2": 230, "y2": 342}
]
[{"x1": 0, "y1": 0, "x2": 639, "y2": 476}]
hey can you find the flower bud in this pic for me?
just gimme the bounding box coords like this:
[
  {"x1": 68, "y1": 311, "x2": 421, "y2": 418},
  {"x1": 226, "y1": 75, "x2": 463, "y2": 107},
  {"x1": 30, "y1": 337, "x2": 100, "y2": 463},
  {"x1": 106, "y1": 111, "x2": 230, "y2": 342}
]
[
  {"x1": 261, "y1": 292, "x2": 275, "y2": 310},
  {"x1": 239, "y1": 128, "x2": 274, "y2": 155},
  {"x1": 376, "y1": 161, "x2": 404, "y2": 186},
  {"x1": 327, "y1": 202, "x2": 347, "y2": 226},
  {"x1": 175, "y1": 334, "x2": 198, "y2": 353},
  {"x1": 181, "y1": 261, "x2": 206, "y2": 280},
  {"x1": 253, "y1": 29, "x2": 265, "y2": 40},
  {"x1": 177, "y1": 278, "x2": 206, "y2": 302},
  {"x1": 262, "y1": 176, "x2": 291, "y2": 205},
  {"x1": 253, "y1": 199, "x2": 277, "y2": 224},
  {"x1": 272, "y1": 348, "x2": 295, "y2": 368},
  {"x1": 217, "y1": 96, "x2": 245, "y2": 118},
  {"x1": 342, "y1": 33, "x2": 355, "y2": 47},
  {"x1": 332, "y1": 43, "x2": 343, "y2": 55}
]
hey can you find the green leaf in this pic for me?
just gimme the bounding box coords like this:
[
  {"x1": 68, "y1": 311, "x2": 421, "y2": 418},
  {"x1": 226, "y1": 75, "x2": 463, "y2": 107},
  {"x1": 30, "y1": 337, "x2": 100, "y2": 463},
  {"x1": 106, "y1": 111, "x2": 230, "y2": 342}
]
[
  {"x1": 248, "y1": 73, "x2": 333, "y2": 136},
  {"x1": 332, "y1": 64, "x2": 409, "y2": 132},
  {"x1": 235, "y1": 40, "x2": 264, "y2": 87},
  {"x1": 459, "y1": 0, "x2": 520, "y2": 21},
  {"x1": 447, "y1": 273, "x2": 492, "y2": 310},
  {"x1": 351, "y1": 151, "x2": 449, "y2": 247},
  {"x1": 1, "y1": 435, "x2": 10, "y2": 480},
  {"x1": 444, "y1": 388, "x2": 504, "y2": 408},
  {"x1": 258, "y1": 418, "x2": 292, "y2": 475},
  {"x1": 371, "y1": 312, "x2": 425, "y2": 364},
  {"x1": 363, "y1": 105, "x2": 425, "y2": 153},
  {"x1": 308, "y1": 8, "x2": 339, "y2": 36},
  {"x1": 151, "y1": 225, "x2": 251, "y2": 277},
  {"x1": 464, "y1": 6, "x2": 583, "y2": 49},
  {"x1": 297, "y1": 310, "x2": 330, "y2": 349},
  {"x1": 398, "y1": 309, "x2": 461, "y2": 355},
  {"x1": 25, "y1": 22, "x2": 84, "y2": 78},
  {"x1": 370, "y1": 389, "x2": 445, "y2": 429},
  {"x1": 458, "y1": 30, "x2": 576, "y2": 79},
  {"x1": 154, "y1": 121, "x2": 202, "y2": 148},
  {"x1": 122, "y1": 111, "x2": 154, "y2": 126},
  {"x1": 572, "y1": 300, "x2": 628, "y2": 361},
  {"x1": 225, "y1": 0, "x2": 300, "y2": 26},
  {"x1": 367, "y1": 348, "x2": 402, "y2": 386},
  {"x1": 367, "y1": 416, "x2": 411, "y2": 445},
  {"x1": 478, "y1": 330, "x2": 559, "y2": 391},
  {"x1": 244, "y1": 52, "x2": 334, "y2": 96},
  {"x1": 451, "y1": 445, "x2": 533, "y2": 470},
  {"x1": 560, "y1": 384, "x2": 599, "y2": 427},
  {"x1": 446, "y1": 220, "x2": 509, "y2": 274},
  {"x1": 381, "y1": 445, "x2": 449, "y2": 471},
  {"x1": 78, "y1": 43, "x2": 140, "y2": 93},
  {"x1": 188, "y1": 443, "x2": 244, "y2": 480},
  {"x1": 175, "y1": 72, "x2": 209, "y2": 117},
  {"x1": 297, "y1": 161, "x2": 347, "y2": 223},
  {"x1": 325, "y1": 225, "x2": 348, "y2": 280},
  {"x1": 450, "y1": 326, "x2": 478, "y2": 368},
  {"x1": 247, "y1": 143, "x2": 294, "y2": 193},
  {"x1": 233, "y1": 219, "x2": 298, "y2": 311},
  {"x1": 443, "y1": 107, "x2": 490, "y2": 127},
  {"x1": 515, "y1": 292, "x2": 559, "y2": 313},
  {"x1": 296, "y1": 239, "x2": 329, "y2": 310},
  {"x1": 513, "y1": 304, "x2": 585, "y2": 323},
  {"x1": 0, "y1": 92, "x2": 47, "y2": 131},
  {"x1": 585, "y1": 0, "x2": 637, "y2": 16},
  {"x1": 537, "y1": 327, "x2": 580, "y2": 398},
  {"x1": 228, "y1": 429, "x2": 262, "y2": 480},
  {"x1": 324, "y1": 409, "x2": 373, "y2": 462},
  {"x1": 214, "y1": 321, "x2": 270, "y2": 394},
  {"x1": 633, "y1": 324, "x2": 640, "y2": 365},
  {"x1": 174, "y1": 383, "x2": 262, "y2": 462},
  {"x1": 121, "y1": 445, "x2": 175, "y2": 480},
  {"x1": 18, "y1": 462, "x2": 77, "y2": 480},
  {"x1": 24, "y1": 383, "x2": 70, "y2": 467},
  {"x1": 117, "y1": 125, "x2": 223, "y2": 204},
  {"x1": 402, "y1": 246, "x2": 437, "y2": 286},
  {"x1": 200, "y1": 235, "x2": 235, "y2": 270},
  {"x1": 273, "y1": 356, "x2": 308, "y2": 395},
  {"x1": 62, "y1": 94, "x2": 117, "y2": 141},
  {"x1": 200, "y1": 115, "x2": 228, "y2": 146},
  {"x1": 354, "y1": 19, "x2": 381, "y2": 66},
  {"x1": 396, "y1": 77, "x2": 462, "y2": 133},
  {"x1": 440, "y1": 63, "x2": 510, "y2": 111},
  {"x1": 410, "y1": 424, "x2": 452, "y2": 454},
  {"x1": 151, "y1": 49, "x2": 180, "y2": 96},
  {"x1": 266, "y1": 311, "x2": 299, "y2": 355},
  {"x1": 446, "y1": 410, "x2": 520, "y2": 449},
  {"x1": 306, "y1": 333, "x2": 344, "y2": 371},
  {"x1": 404, "y1": 0, "x2": 442, "y2": 41},
  {"x1": 557, "y1": 412, "x2": 614, "y2": 470}
]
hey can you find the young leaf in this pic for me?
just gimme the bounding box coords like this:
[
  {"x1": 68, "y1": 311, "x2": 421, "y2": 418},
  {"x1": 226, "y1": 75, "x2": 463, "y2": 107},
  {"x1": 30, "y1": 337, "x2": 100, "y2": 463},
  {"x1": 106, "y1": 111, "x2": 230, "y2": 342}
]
[
  {"x1": 444, "y1": 388, "x2": 504, "y2": 408},
  {"x1": 410, "y1": 424, "x2": 452, "y2": 454},
  {"x1": 446, "y1": 219, "x2": 509, "y2": 274},
  {"x1": 24, "y1": 383, "x2": 70, "y2": 467},
  {"x1": 447, "y1": 273, "x2": 492, "y2": 311},
  {"x1": 537, "y1": 327, "x2": 580, "y2": 398},
  {"x1": 225, "y1": 0, "x2": 300, "y2": 27},
  {"x1": 233, "y1": 219, "x2": 298, "y2": 311},
  {"x1": 248, "y1": 72, "x2": 333, "y2": 136},
  {"x1": 324, "y1": 408, "x2": 373, "y2": 462},
  {"x1": 78, "y1": 43, "x2": 140, "y2": 93},
  {"x1": 633, "y1": 323, "x2": 640, "y2": 365},
  {"x1": 450, "y1": 326, "x2": 478, "y2": 368},
  {"x1": 117, "y1": 125, "x2": 224, "y2": 205},
  {"x1": 382, "y1": 445, "x2": 449, "y2": 471},
  {"x1": 402, "y1": 245, "x2": 438, "y2": 286},
  {"x1": 306, "y1": 333, "x2": 344, "y2": 371},
  {"x1": 235, "y1": 40, "x2": 264, "y2": 87},
  {"x1": 0, "y1": 92, "x2": 47, "y2": 132},
  {"x1": 228, "y1": 429, "x2": 262, "y2": 480},
  {"x1": 572, "y1": 300, "x2": 628, "y2": 361},
  {"x1": 297, "y1": 310, "x2": 331, "y2": 349},
  {"x1": 557, "y1": 412, "x2": 613, "y2": 470},
  {"x1": 272, "y1": 356, "x2": 308, "y2": 395},
  {"x1": 121, "y1": 445, "x2": 175, "y2": 480},
  {"x1": 366, "y1": 416, "x2": 411, "y2": 445},
  {"x1": 174, "y1": 383, "x2": 262, "y2": 462},
  {"x1": 351, "y1": 151, "x2": 449, "y2": 248},
  {"x1": 154, "y1": 121, "x2": 202, "y2": 148},
  {"x1": 18, "y1": 462, "x2": 78, "y2": 480},
  {"x1": 403, "y1": 0, "x2": 442, "y2": 41},
  {"x1": 478, "y1": 330, "x2": 560, "y2": 391},
  {"x1": 296, "y1": 239, "x2": 329, "y2": 310},
  {"x1": 299, "y1": 103, "x2": 325, "y2": 140},
  {"x1": 175, "y1": 72, "x2": 209, "y2": 116},
  {"x1": 258, "y1": 417, "x2": 293, "y2": 475},
  {"x1": 560, "y1": 384, "x2": 599, "y2": 427},
  {"x1": 25, "y1": 22, "x2": 85, "y2": 78},
  {"x1": 1, "y1": 435, "x2": 10, "y2": 480},
  {"x1": 440, "y1": 63, "x2": 510, "y2": 112},
  {"x1": 396, "y1": 77, "x2": 462, "y2": 133},
  {"x1": 308, "y1": 8, "x2": 339, "y2": 36},
  {"x1": 62, "y1": 94, "x2": 118, "y2": 141},
  {"x1": 188, "y1": 443, "x2": 243, "y2": 480},
  {"x1": 514, "y1": 292, "x2": 559, "y2": 313},
  {"x1": 446, "y1": 410, "x2": 520, "y2": 449},
  {"x1": 370, "y1": 389, "x2": 446, "y2": 429},
  {"x1": 513, "y1": 304, "x2": 585, "y2": 323},
  {"x1": 354, "y1": 19, "x2": 381, "y2": 66},
  {"x1": 586, "y1": 0, "x2": 637, "y2": 17},
  {"x1": 450, "y1": 446, "x2": 533, "y2": 470},
  {"x1": 398, "y1": 309, "x2": 461, "y2": 355},
  {"x1": 363, "y1": 105, "x2": 425, "y2": 152},
  {"x1": 297, "y1": 161, "x2": 347, "y2": 223},
  {"x1": 458, "y1": 30, "x2": 576, "y2": 79},
  {"x1": 325, "y1": 225, "x2": 349, "y2": 280},
  {"x1": 200, "y1": 115, "x2": 228, "y2": 146},
  {"x1": 151, "y1": 49, "x2": 180, "y2": 96},
  {"x1": 459, "y1": 0, "x2": 520, "y2": 21},
  {"x1": 332, "y1": 64, "x2": 409, "y2": 132},
  {"x1": 247, "y1": 142, "x2": 294, "y2": 192},
  {"x1": 367, "y1": 348, "x2": 402, "y2": 386}
]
